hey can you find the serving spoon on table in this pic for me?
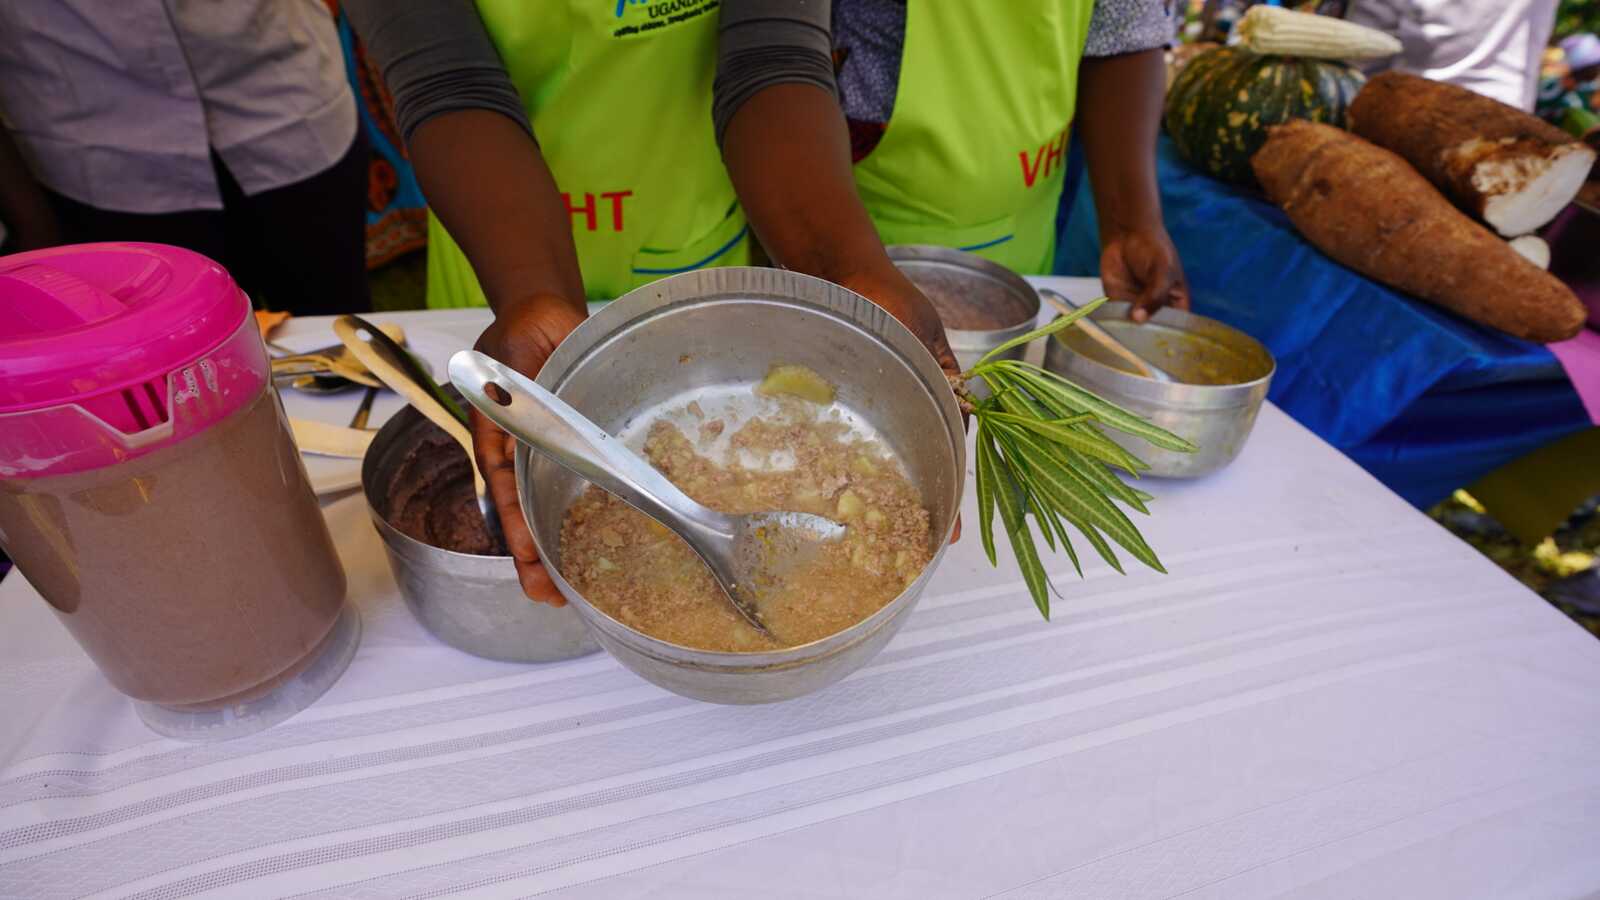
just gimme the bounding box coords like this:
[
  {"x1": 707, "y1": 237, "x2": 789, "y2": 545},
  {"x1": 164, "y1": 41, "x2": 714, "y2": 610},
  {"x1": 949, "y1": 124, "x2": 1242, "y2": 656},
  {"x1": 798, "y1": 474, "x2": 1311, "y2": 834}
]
[
  {"x1": 449, "y1": 350, "x2": 847, "y2": 643},
  {"x1": 334, "y1": 316, "x2": 505, "y2": 550}
]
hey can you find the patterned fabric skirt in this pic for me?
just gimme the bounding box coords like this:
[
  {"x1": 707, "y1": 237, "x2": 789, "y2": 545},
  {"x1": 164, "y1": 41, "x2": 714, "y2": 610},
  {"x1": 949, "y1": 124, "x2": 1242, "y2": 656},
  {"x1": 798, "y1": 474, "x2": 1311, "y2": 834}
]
[{"x1": 331, "y1": 4, "x2": 429, "y2": 270}]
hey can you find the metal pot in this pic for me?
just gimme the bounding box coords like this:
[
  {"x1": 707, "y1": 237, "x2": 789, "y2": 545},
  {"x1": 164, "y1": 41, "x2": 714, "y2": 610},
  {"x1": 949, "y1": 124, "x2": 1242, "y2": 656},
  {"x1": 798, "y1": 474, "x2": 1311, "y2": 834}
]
[
  {"x1": 362, "y1": 395, "x2": 599, "y2": 663},
  {"x1": 1043, "y1": 301, "x2": 1274, "y2": 478},
  {"x1": 887, "y1": 245, "x2": 1040, "y2": 376},
  {"x1": 511, "y1": 268, "x2": 965, "y2": 704}
]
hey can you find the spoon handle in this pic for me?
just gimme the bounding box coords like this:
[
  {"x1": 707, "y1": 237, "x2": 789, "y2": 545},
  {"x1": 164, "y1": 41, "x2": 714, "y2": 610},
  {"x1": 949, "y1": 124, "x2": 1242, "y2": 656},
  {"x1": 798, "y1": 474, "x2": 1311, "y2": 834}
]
[
  {"x1": 448, "y1": 351, "x2": 736, "y2": 550},
  {"x1": 348, "y1": 386, "x2": 379, "y2": 430},
  {"x1": 341, "y1": 316, "x2": 466, "y2": 423},
  {"x1": 334, "y1": 318, "x2": 484, "y2": 500},
  {"x1": 1039, "y1": 288, "x2": 1175, "y2": 384}
]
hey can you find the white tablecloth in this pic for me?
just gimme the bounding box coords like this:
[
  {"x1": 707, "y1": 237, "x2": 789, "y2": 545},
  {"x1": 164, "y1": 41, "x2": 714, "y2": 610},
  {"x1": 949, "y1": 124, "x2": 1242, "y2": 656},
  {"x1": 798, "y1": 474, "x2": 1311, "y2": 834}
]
[{"x1": 4, "y1": 278, "x2": 1600, "y2": 899}]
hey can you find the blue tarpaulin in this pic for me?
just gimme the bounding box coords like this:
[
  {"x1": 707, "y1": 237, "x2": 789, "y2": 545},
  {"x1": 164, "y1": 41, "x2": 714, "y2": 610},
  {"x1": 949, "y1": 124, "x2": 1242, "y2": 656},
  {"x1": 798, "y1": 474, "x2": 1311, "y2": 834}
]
[{"x1": 1056, "y1": 137, "x2": 1589, "y2": 508}]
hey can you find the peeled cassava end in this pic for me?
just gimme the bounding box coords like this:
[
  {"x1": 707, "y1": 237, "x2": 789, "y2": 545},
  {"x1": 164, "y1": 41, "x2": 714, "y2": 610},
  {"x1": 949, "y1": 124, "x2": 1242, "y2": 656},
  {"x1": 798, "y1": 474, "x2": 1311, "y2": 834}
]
[
  {"x1": 1475, "y1": 141, "x2": 1596, "y2": 237},
  {"x1": 1507, "y1": 235, "x2": 1550, "y2": 270}
]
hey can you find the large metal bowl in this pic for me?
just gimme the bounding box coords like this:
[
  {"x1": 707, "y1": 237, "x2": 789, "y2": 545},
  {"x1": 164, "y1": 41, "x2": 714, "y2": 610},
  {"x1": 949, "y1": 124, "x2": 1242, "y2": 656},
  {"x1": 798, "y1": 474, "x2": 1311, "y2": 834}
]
[
  {"x1": 363, "y1": 396, "x2": 599, "y2": 663},
  {"x1": 512, "y1": 268, "x2": 966, "y2": 704},
  {"x1": 1043, "y1": 302, "x2": 1274, "y2": 478},
  {"x1": 887, "y1": 245, "x2": 1040, "y2": 375}
]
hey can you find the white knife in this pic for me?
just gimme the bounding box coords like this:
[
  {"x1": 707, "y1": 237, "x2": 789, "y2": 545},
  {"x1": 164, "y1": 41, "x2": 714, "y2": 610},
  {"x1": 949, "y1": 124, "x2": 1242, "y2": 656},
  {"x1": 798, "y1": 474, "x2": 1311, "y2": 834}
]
[{"x1": 289, "y1": 417, "x2": 374, "y2": 459}]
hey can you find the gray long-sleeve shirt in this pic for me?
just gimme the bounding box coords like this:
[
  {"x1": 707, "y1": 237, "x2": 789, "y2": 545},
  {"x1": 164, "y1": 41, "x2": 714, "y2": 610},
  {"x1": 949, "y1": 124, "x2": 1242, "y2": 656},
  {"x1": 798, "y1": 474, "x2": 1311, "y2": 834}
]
[
  {"x1": 344, "y1": 1, "x2": 1175, "y2": 150},
  {"x1": 344, "y1": 0, "x2": 832, "y2": 145},
  {"x1": 343, "y1": 0, "x2": 530, "y2": 143}
]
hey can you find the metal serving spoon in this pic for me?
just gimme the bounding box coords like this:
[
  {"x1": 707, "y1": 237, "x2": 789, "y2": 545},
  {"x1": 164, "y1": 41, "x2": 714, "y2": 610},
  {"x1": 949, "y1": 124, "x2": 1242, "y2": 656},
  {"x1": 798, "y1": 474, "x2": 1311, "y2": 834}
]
[
  {"x1": 1040, "y1": 288, "x2": 1177, "y2": 384},
  {"x1": 267, "y1": 323, "x2": 414, "y2": 394},
  {"x1": 449, "y1": 350, "x2": 847, "y2": 642},
  {"x1": 286, "y1": 352, "x2": 436, "y2": 396},
  {"x1": 281, "y1": 373, "x2": 362, "y2": 395},
  {"x1": 335, "y1": 316, "x2": 505, "y2": 550},
  {"x1": 268, "y1": 340, "x2": 361, "y2": 395}
]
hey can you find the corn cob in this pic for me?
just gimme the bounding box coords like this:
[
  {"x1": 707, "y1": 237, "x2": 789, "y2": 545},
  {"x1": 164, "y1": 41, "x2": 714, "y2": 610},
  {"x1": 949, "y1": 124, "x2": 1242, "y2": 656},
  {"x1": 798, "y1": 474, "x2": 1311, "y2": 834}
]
[{"x1": 1236, "y1": 6, "x2": 1401, "y2": 61}]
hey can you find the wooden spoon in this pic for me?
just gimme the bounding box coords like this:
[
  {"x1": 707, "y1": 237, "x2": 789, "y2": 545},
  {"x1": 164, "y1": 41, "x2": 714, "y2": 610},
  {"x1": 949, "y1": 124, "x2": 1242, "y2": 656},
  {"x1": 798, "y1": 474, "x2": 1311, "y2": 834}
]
[
  {"x1": 334, "y1": 315, "x2": 505, "y2": 548},
  {"x1": 1039, "y1": 288, "x2": 1177, "y2": 383}
]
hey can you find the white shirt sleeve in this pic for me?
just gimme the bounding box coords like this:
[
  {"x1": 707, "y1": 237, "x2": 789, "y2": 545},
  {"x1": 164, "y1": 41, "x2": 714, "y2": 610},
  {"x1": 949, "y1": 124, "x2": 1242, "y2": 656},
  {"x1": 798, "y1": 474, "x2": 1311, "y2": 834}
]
[{"x1": 1347, "y1": 0, "x2": 1559, "y2": 111}]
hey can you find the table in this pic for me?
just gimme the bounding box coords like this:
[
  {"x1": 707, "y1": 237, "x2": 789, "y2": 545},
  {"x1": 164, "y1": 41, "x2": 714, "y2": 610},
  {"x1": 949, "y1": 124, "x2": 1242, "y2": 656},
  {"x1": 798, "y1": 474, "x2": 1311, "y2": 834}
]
[
  {"x1": 1056, "y1": 140, "x2": 1593, "y2": 509},
  {"x1": 5, "y1": 279, "x2": 1600, "y2": 899}
]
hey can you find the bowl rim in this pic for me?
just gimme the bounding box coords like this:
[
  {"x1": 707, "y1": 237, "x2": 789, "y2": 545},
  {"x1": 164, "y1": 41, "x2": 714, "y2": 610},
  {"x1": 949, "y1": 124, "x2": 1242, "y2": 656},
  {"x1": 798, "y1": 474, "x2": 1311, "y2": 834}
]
[
  {"x1": 886, "y1": 244, "x2": 1042, "y2": 338},
  {"x1": 1044, "y1": 300, "x2": 1277, "y2": 407},
  {"x1": 360, "y1": 397, "x2": 516, "y2": 568},
  {"x1": 511, "y1": 267, "x2": 966, "y2": 666}
]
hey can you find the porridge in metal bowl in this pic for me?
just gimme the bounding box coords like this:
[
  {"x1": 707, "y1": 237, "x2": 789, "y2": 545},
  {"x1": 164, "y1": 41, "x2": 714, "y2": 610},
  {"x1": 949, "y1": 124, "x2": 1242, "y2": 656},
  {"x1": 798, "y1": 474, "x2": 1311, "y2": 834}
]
[{"x1": 559, "y1": 375, "x2": 934, "y2": 652}]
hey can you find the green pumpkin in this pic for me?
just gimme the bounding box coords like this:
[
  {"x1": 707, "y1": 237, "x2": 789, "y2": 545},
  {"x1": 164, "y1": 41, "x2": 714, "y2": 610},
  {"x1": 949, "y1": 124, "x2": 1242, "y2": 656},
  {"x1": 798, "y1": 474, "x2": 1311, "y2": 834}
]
[{"x1": 1165, "y1": 46, "x2": 1365, "y2": 186}]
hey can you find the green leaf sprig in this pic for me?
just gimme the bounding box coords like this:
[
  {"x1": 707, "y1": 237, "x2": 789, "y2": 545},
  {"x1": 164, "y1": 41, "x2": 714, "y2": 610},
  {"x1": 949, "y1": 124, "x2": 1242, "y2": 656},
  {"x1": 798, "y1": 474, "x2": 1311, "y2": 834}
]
[{"x1": 960, "y1": 297, "x2": 1197, "y2": 619}]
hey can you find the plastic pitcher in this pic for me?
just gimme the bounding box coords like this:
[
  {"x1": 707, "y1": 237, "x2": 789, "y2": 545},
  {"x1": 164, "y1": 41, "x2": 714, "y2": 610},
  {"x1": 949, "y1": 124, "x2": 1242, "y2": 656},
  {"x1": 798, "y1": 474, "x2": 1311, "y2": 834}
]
[{"x1": 0, "y1": 243, "x2": 358, "y2": 740}]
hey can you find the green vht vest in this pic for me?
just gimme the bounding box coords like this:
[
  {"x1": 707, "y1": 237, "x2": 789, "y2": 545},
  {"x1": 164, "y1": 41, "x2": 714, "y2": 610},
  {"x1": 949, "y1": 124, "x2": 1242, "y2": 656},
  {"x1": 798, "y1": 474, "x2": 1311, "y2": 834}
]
[
  {"x1": 853, "y1": 1, "x2": 1094, "y2": 274},
  {"x1": 426, "y1": 0, "x2": 749, "y2": 307}
]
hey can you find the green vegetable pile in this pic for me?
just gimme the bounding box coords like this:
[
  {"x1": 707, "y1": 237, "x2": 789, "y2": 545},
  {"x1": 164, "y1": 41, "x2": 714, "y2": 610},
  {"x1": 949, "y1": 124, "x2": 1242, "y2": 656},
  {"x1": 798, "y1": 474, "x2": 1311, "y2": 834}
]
[{"x1": 959, "y1": 297, "x2": 1197, "y2": 618}]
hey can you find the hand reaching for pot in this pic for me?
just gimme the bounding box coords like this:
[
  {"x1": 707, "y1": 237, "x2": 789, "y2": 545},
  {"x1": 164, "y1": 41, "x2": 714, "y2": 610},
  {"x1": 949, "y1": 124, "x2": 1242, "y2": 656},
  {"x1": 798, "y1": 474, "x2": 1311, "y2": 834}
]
[
  {"x1": 1101, "y1": 225, "x2": 1191, "y2": 324},
  {"x1": 838, "y1": 268, "x2": 962, "y2": 380},
  {"x1": 839, "y1": 269, "x2": 964, "y2": 544}
]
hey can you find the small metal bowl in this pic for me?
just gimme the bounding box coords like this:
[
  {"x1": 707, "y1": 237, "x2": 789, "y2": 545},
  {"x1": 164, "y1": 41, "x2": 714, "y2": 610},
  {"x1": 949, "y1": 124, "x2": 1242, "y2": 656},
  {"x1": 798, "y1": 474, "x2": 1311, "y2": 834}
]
[
  {"x1": 511, "y1": 268, "x2": 965, "y2": 705},
  {"x1": 362, "y1": 397, "x2": 599, "y2": 663},
  {"x1": 887, "y1": 245, "x2": 1040, "y2": 375},
  {"x1": 1043, "y1": 302, "x2": 1275, "y2": 478}
]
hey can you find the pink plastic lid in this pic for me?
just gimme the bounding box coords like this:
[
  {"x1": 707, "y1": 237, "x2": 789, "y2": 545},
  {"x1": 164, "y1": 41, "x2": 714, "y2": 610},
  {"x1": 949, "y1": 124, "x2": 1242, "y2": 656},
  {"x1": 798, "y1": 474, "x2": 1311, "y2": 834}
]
[
  {"x1": 0, "y1": 243, "x2": 268, "y2": 478},
  {"x1": 0, "y1": 243, "x2": 247, "y2": 411}
]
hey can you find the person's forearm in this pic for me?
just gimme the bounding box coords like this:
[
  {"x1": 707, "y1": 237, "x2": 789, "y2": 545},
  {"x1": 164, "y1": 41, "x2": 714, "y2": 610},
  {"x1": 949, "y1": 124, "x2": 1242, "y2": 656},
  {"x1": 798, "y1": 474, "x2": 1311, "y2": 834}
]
[
  {"x1": 721, "y1": 83, "x2": 904, "y2": 290},
  {"x1": 722, "y1": 81, "x2": 958, "y2": 377},
  {"x1": 1078, "y1": 49, "x2": 1167, "y2": 240},
  {"x1": 408, "y1": 110, "x2": 585, "y2": 315},
  {"x1": 0, "y1": 124, "x2": 60, "y2": 250}
]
